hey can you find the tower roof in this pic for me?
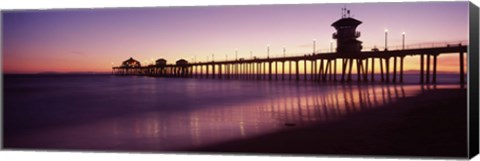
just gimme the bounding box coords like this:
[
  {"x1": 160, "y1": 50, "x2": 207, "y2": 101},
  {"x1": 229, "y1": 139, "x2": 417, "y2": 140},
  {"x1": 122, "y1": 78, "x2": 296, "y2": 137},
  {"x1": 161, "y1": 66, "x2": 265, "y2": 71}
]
[
  {"x1": 156, "y1": 58, "x2": 167, "y2": 62},
  {"x1": 331, "y1": 17, "x2": 362, "y2": 28},
  {"x1": 123, "y1": 57, "x2": 140, "y2": 64}
]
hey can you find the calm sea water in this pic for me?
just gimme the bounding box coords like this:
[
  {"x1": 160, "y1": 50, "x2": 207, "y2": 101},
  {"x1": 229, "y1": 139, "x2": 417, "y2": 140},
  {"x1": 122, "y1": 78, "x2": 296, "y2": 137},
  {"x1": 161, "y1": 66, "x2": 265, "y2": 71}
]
[{"x1": 3, "y1": 74, "x2": 462, "y2": 151}]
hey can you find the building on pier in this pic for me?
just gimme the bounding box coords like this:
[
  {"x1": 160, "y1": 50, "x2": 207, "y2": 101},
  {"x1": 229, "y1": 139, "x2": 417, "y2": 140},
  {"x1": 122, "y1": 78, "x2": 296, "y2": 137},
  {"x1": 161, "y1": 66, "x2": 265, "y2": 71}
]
[
  {"x1": 156, "y1": 58, "x2": 167, "y2": 67},
  {"x1": 332, "y1": 7, "x2": 363, "y2": 54},
  {"x1": 175, "y1": 59, "x2": 189, "y2": 77},
  {"x1": 122, "y1": 57, "x2": 141, "y2": 68}
]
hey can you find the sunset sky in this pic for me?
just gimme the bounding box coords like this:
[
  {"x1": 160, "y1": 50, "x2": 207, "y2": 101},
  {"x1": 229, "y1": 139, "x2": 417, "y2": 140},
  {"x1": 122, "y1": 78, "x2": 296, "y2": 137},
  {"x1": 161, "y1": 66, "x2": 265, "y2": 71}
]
[{"x1": 2, "y1": 1, "x2": 469, "y2": 74}]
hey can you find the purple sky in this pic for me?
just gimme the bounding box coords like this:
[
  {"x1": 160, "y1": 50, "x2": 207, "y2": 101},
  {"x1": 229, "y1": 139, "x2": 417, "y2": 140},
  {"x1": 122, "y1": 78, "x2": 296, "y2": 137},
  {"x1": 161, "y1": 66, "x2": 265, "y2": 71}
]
[{"x1": 2, "y1": 1, "x2": 469, "y2": 73}]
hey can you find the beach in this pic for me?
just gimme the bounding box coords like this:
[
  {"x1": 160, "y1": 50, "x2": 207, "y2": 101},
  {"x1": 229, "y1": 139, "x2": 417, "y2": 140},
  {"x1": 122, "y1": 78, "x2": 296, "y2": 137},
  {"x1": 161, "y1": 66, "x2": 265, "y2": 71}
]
[
  {"x1": 196, "y1": 88, "x2": 467, "y2": 158},
  {"x1": 3, "y1": 74, "x2": 467, "y2": 158}
]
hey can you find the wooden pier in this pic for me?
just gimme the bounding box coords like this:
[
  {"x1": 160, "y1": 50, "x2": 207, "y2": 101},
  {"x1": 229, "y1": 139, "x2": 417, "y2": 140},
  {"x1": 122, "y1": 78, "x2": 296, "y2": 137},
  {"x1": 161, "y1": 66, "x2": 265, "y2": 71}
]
[
  {"x1": 112, "y1": 9, "x2": 468, "y2": 85},
  {"x1": 112, "y1": 45, "x2": 467, "y2": 84}
]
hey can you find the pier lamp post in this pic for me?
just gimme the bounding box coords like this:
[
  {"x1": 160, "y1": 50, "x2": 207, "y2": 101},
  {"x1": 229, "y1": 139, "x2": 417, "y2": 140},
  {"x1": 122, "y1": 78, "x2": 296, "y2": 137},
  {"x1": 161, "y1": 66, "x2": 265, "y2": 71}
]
[
  {"x1": 283, "y1": 47, "x2": 286, "y2": 57},
  {"x1": 402, "y1": 32, "x2": 406, "y2": 50},
  {"x1": 313, "y1": 39, "x2": 317, "y2": 54},
  {"x1": 267, "y1": 44, "x2": 270, "y2": 58},
  {"x1": 384, "y1": 29, "x2": 388, "y2": 50},
  {"x1": 212, "y1": 53, "x2": 215, "y2": 62}
]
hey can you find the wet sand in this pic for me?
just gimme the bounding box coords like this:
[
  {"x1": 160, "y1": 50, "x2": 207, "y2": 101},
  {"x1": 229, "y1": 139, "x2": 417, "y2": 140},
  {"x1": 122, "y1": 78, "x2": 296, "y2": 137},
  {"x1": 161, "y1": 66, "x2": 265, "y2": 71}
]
[{"x1": 195, "y1": 88, "x2": 467, "y2": 158}]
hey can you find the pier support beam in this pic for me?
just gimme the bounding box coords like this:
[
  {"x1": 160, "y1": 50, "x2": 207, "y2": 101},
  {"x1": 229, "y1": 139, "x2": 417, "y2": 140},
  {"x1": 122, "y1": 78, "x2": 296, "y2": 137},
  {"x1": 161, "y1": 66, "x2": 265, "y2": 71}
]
[
  {"x1": 356, "y1": 59, "x2": 361, "y2": 81},
  {"x1": 386, "y1": 58, "x2": 390, "y2": 82},
  {"x1": 371, "y1": 58, "x2": 375, "y2": 82},
  {"x1": 328, "y1": 60, "x2": 333, "y2": 81},
  {"x1": 289, "y1": 61, "x2": 292, "y2": 80},
  {"x1": 256, "y1": 63, "x2": 260, "y2": 80},
  {"x1": 296, "y1": 60, "x2": 300, "y2": 81},
  {"x1": 380, "y1": 58, "x2": 384, "y2": 82},
  {"x1": 341, "y1": 59, "x2": 347, "y2": 82},
  {"x1": 200, "y1": 66, "x2": 203, "y2": 78},
  {"x1": 420, "y1": 54, "x2": 424, "y2": 84},
  {"x1": 400, "y1": 57, "x2": 404, "y2": 83},
  {"x1": 275, "y1": 61, "x2": 278, "y2": 80},
  {"x1": 426, "y1": 54, "x2": 430, "y2": 83},
  {"x1": 348, "y1": 59, "x2": 353, "y2": 82},
  {"x1": 460, "y1": 52, "x2": 465, "y2": 85},
  {"x1": 393, "y1": 56, "x2": 397, "y2": 83},
  {"x1": 263, "y1": 62, "x2": 266, "y2": 80},
  {"x1": 333, "y1": 59, "x2": 337, "y2": 81},
  {"x1": 212, "y1": 64, "x2": 216, "y2": 79},
  {"x1": 304, "y1": 60, "x2": 307, "y2": 81},
  {"x1": 323, "y1": 60, "x2": 331, "y2": 81},
  {"x1": 320, "y1": 59, "x2": 325, "y2": 81},
  {"x1": 219, "y1": 64, "x2": 222, "y2": 79},
  {"x1": 364, "y1": 58, "x2": 369, "y2": 82},
  {"x1": 269, "y1": 61, "x2": 272, "y2": 80},
  {"x1": 282, "y1": 61, "x2": 285, "y2": 80},
  {"x1": 433, "y1": 54, "x2": 438, "y2": 83},
  {"x1": 311, "y1": 60, "x2": 315, "y2": 81}
]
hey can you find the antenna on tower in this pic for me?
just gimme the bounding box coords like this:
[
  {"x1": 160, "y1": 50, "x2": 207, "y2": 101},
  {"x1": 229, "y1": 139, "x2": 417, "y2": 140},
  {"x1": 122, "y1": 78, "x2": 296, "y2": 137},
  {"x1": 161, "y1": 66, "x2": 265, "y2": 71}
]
[{"x1": 341, "y1": 7, "x2": 344, "y2": 18}]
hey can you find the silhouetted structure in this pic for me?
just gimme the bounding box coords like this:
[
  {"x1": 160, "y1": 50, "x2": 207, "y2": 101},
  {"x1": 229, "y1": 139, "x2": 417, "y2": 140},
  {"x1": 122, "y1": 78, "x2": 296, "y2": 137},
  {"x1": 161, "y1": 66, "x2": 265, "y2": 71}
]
[
  {"x1": 122, "y1": 57, "x2": 141, "y2": 68},
  {"x1": 154, "y1": 58, "x2": 167, "y2": 76},
  {"x1": 112, "y1": 8, "x2": 467, "y2": 85},
  {"x1": 175, "y1": 59, "x2": 189, "y2": 77},
  {"x1": 332, "y1": 7, "x2": 363, "y2": 54},
  {"x1": 156, "y1": 58, "x2": 167, "y2": 66},
  {"x1": 112, "y1": 57, "x2": 142, "y2": 75}
]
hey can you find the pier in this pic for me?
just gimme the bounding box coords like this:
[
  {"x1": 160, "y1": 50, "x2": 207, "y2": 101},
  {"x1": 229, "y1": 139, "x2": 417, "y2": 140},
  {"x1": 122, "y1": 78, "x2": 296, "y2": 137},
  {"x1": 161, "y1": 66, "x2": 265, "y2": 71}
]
[
  {"x1": 112, "y1": 45, "x2": 467, "y2": 84},
  {"x1": 112, "y1": 8, "x2": 468, "y2": 85}
]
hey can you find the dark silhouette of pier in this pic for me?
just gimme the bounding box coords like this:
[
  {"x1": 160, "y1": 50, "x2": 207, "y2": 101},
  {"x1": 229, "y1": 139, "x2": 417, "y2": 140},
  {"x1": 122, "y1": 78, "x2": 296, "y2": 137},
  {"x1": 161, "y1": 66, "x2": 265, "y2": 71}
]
[
  {"x1": 112, "y1": 45, "x2": 467, "y2": 84},
  {"x1": 112, "y1": 8, "x2": 468, "y2": 85}
]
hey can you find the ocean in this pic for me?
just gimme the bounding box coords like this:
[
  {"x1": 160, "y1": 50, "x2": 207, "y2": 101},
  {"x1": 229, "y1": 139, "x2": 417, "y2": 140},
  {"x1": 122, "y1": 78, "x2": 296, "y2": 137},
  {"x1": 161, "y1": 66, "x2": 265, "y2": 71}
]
[{"x1": 3, "y1": 74, "x2": 464, "y2": 152}]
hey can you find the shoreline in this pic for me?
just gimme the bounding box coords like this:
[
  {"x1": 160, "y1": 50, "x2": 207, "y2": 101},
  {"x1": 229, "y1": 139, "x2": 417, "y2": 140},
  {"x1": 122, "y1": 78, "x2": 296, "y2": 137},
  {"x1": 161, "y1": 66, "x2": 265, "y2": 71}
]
[{"x1": 193, "y1": 88, "x2": 467, "y2": 158}]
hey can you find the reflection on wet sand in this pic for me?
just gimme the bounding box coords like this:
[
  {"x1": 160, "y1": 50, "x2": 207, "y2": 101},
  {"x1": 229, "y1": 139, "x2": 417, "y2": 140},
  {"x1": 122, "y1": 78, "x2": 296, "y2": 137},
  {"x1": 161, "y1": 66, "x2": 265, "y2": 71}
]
[
  {"x1": 103, "y1": 85, "x2": 420, "y2": 150},
  {"x1": 9, "y1": 84, "x2": 457, "y2": 152}
]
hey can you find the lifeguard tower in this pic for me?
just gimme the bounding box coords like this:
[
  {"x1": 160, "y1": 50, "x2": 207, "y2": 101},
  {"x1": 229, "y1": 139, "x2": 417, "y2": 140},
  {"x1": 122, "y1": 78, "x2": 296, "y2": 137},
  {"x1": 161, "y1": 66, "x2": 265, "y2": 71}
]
[{"x1": 332, "y1": 7, "x2": 363, "y2": 54}]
